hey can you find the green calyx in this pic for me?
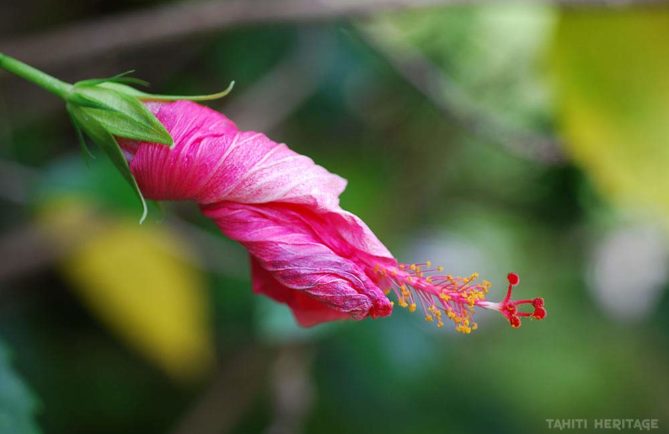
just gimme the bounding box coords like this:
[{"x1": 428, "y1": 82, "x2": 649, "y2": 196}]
[
  {"x1": 0, "y1": 53, "x2": 233, "y2": 222},
  {"x1": 65, "y1": 76, "x2": 234, "y2": 222}
]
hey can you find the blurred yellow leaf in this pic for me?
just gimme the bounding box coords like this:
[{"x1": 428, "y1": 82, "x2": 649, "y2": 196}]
[
  {"x1": 552, "y1": 9, "x2": 669, "y2": 224},
  {"x1": 38, "y1": 198, "x2": 214, "y2": 383}
]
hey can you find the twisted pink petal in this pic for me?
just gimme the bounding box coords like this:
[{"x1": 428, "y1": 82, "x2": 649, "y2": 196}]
[{"x1": 123, "y1": 101, "x2": 394, "y2": 326}]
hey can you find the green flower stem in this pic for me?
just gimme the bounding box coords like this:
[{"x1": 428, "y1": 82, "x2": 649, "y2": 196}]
[{"x1": 0, "y1": 52, "x2": 72, "y2": 99}]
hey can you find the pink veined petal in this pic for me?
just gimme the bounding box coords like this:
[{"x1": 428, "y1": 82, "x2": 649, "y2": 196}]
[
  {"x1": 127, "y1": 101, "x2": 347, "y2": 210},
  {"x1": 203, "y1": 201, "x2": 393, "y2": 322},
  {"x1": 251, "y1": 257, "x2": 361, "y2": 327},
  {"x1": 123, "y1": 100, "x2": 396, "y2": 325}
]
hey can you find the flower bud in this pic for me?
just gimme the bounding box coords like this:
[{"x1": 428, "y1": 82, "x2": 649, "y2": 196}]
[{"x1": 63, "y1": 74, "x2": 233, "y2": 221}]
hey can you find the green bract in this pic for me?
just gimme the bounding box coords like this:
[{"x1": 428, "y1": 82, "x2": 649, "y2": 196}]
[
  {"x1": 63, "y1": 74, "x2": 234, "y2": 222},
  {"x1": 0, "y1": 53, "x2": 233, "y2": 221}
]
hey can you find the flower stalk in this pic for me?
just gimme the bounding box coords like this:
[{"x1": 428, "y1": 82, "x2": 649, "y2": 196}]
[{"x1": 0, "y1": 52, "x2": 72, "y2": 99}]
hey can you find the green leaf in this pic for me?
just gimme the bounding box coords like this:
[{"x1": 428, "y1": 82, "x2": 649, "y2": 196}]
[
  {"x1": 76, "y1": 70, "x2": 149, "y2": 87},
  {"x1": 99, "y1": 80, "x2": 235, "y2": 102},
  {"x1": 71, "y1": 86, "x2": 172, "y2": 146},
  {"x1": 0, "y1": 340, "x2": 41, "y2": 434},
  {"x1": 99, "y1": 134, "x2": 149, "y2": 224},
  {"x1": 69, "y1": 106, "x2": 149, "y2": 222},
  {"x1": 68, "y1": 111, "x2": 95, "y2": 160},
  {"x1": 62, "y1": 72, "x2": 235, "y2": 222},
  {"x1": 78, "y1": 106, "x2": 171, "y2": 145}
]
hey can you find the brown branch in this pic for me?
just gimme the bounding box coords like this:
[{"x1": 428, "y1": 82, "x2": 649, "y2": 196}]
[{"x1": 0, "y1": 0, "x2": 665, "y2": 68}]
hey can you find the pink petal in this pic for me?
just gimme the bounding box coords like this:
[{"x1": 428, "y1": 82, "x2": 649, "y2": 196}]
[
  {"x1": 123, "y1": 101, "x2": 395, "y2": 324},
  {"x1": 203, "y1": 201, "x2": 392, "y2": 322},
  {"x1": 127, "y1": 101, "x2": 347, "y2": 210},
  {"x1": 251, "y1": 257, "x2": 355, "y2": 327}
]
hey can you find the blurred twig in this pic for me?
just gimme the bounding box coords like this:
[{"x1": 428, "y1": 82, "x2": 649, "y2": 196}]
[
  {"x1": 170, "y1": 345, "x2": 271, "y2": 434},
  {"x1": 0, "y1": 208, "x2": 248, "y2": 284},
  {"x1": 357, "y1": 22, "x2": 566, "y2": 164},
  {"x1": 0, "y1": 222, "x2": 65, "y2": 282},
  {"x1": 0, "y1": 210, "x2": 107, "y2": 284},
  {"x1": 0, "y1": 159, "x2": 38, "y2": 204},
  {"x1": 264, "y1": 345, "x2": 315, "y2": 434},
  {"x1": 0, "y1": 0, "x2": 664, "y2": 68},
  {"x1": 224, "y1": 29, "x2": 334, "y2": 132},
  {"x1": 169, "y1": 344, "x2": 316, "y2": 434},
  {"x1": 0, "y1": 0, "x2": 449, "y2": 68},
  {"x1": 0, "y1": 83, "x2": 15, "y2": 150}
]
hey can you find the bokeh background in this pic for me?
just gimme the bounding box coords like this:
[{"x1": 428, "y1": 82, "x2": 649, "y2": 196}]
[{"x1": 1, "y1": 1, "x2": 669, "y2": 433}]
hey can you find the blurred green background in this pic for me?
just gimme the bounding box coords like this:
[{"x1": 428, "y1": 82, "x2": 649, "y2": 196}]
[{"x1": 1, "y1": 1, "x2": 669, "y2": 433}]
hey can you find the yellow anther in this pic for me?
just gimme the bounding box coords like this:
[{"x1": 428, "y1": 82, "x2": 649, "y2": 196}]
[
  {"x1": 455, "y1": 324, "x2": 472, "y2": 334},
  {"x1": 437, "y1": 266, "x2": 444, "y2": 272},
  {"x1": 379, "y1": 266, "x2": 488, "y2": 334}
]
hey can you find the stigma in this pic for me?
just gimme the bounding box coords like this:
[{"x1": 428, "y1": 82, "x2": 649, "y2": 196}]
[
  {"x1": 372, "y1": 262, "x2": 546, "y2": 333},
  {"x1": 484, "y1": 272, "x2": 546, "y2": 328}
]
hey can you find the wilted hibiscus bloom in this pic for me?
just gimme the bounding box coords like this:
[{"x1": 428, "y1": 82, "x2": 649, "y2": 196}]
[{"x1": 122, "y1": 101, "x2": 545, "y2": 331}]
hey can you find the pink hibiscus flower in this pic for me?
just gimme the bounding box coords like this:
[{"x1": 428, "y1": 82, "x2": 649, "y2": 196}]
[{"x1": 122, "y1": 101, "x2": 545, "y2": 331}]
